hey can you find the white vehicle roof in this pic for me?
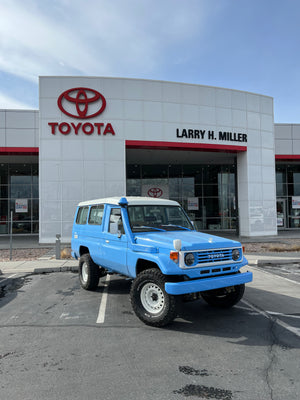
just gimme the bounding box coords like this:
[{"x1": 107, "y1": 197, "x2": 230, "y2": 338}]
[{"x1": 78, "y1": 196, "x2": 180, "y2": 207}]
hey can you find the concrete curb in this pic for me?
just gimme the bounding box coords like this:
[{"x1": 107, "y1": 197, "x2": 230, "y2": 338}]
[
  {"x1": 248, "y1": 259, "x2": 300, "y2": 266},
  {"x1": 33, "y1": 266, "x2": 78, "y2": 274}
]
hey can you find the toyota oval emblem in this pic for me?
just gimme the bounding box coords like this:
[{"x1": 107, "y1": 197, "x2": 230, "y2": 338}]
[
  {"x1": 148, "y1": 188, "x2": 163, "y2": 198},
  {"x1": 57, "y1": 87, "x2": 106, "y2": 119}
]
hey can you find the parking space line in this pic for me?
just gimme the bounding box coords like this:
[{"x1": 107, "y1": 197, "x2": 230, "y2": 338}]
[
  {"x1": 242, "y1": 299, "x2": 300, "y2": 338},
  {"x1": 96, "y1": 274, "x2": 111, "y2": 324}
]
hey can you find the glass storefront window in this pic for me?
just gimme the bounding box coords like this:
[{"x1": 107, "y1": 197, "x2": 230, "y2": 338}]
[
  {"x1": 0, "y1": 161, "x2": 39, "y2": 235},
  {"x1": 276, "y1": 163, "x2": 300, "y2": 229},
  {"x1": 126, "y1": 163, "x2": 237, "y2": 231}
]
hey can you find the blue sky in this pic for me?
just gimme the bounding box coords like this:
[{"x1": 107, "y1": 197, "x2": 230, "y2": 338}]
[{"x1": 0, "y1": 0, "x2": 299, "y2": 122}]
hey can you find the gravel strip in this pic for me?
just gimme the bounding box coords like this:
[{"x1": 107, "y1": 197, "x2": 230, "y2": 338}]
[{"x1": 0, "y1": 248, "x2": 53, "y2": 262}]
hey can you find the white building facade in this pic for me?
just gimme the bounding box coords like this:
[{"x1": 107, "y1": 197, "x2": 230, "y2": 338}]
[{"x1": 1, "y1": 76, "x2": 299, "y2": 243}]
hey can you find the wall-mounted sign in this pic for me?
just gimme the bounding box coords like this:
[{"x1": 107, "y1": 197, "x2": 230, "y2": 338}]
[
  {"x1": 142, "y1": 184, "x2": 169, "y2": 199},
  {"x1": 48, "y1": 87, "x2": 116, "y2": 136},
  {"x1": 57, "y1": 87, "x2": 106, "y2": 119},
  {"x1": 188, "y1": 197, "x2": 199, "y2": 210},
  {"x1": 292, "y1": 196, "x2": 300, "y2": 209},
  {"x1": 176, "y1": 128, "x2": 247, "y2": 143},
  {"x1": 15, "y1": 199, "x2": 28, "y2": 213}
]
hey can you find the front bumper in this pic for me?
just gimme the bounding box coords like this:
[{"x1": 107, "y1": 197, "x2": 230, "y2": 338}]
[{"x1": 165, "y1": 271, "x2": 253, "y2": 295}]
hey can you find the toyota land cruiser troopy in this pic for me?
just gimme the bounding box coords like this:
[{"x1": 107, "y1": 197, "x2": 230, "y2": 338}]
[{"x1": 71, "y1": 196, "x2": 252, "y2": 327}]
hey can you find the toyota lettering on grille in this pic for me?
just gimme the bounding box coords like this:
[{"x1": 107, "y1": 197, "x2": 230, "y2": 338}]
[
  {"x1": 57, "y1": 87, "x2": 106, "y2": 119},
  {"x1": 208, "y1": 253, "x2": 225, "y2": 259}
]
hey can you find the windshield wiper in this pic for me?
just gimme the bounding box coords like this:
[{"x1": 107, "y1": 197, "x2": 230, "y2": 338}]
[
  {"x1": 132, "y1": 225, "x2": 166, "y2": 232},
  {"x1": 161, "y1": 224, "x2": 191, "y2": 231}
]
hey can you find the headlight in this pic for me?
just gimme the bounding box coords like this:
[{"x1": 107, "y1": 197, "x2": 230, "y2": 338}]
[
  {"x1": 232, "y1": 249, "x2": 240, "y2": 261},
  {"x1": 184, "y1": 252, "x2": 195, "y2": 266}
]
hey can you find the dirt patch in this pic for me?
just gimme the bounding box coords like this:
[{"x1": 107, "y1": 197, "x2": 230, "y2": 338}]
[
  {"x1": 0, "y1": 248, "x2": 50, "y2": 262},
  {"x1": 243, "y1": 240, "x2": 300, "y2": 253}
]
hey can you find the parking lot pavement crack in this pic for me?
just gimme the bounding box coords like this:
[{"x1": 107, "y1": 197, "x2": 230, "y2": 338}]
[{"x1": 265, "y1": 318, "x2": 277, "y2": 400}]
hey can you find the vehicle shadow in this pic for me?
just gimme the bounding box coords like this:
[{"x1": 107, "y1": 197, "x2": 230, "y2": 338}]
[{"x1": 101, "y1": 276, "x2": 300, "y2": 348}]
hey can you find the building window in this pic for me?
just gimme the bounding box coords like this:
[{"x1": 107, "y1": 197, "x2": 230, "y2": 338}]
[
  {"x1": 126, "y1": 163, "x2": 237, "y2": 231},
  {"x1": 276, "y1": 163, "x2": 300, "y2": 229},
  {"x1": 0, "y1": 162, "x2": 39, "y2": 234}
]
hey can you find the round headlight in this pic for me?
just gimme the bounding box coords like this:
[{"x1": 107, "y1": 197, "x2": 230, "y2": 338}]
[
  {"x1": 232, "y1": 249, "x2": 240, "y2": 261},
  {"x1": 184, "y1": 252, "x2": 195, "y2": 266}
]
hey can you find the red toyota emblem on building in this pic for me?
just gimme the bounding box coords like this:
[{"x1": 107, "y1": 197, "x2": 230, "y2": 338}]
[
  {"x1": 147, "y1": 188, "x2": 163, "y2": 198},
  {"x1": 57, "y1": 87, "x2": 106, "y2": 119}
]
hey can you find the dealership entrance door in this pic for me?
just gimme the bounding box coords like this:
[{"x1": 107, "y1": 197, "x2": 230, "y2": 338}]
[{"x1": 126, "y1": 148, "x2": 238, "y2": 232}]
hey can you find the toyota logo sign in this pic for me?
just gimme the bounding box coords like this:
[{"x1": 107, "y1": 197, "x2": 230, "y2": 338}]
[
  {"x1": 57, "y1": 87, "x2": 106, "y2": 119},
  {"x1": 148, "y1": 188, "x2": 163, "y2": 198}
]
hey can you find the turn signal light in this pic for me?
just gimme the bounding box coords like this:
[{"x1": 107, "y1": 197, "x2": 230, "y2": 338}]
[{"x1": 170, "y1": 251, "x2": 179, "y2": 263}]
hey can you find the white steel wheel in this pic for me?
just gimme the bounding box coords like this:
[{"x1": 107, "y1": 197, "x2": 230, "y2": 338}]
[
  {"x1": 140, "y1": 282, "x2": 165, "y2": 314},
  {"x1": 81, "y1": 261, "x2": 89, "y2": 283},
  {"x1": 130, "y1": 268, "x2": 178, "y2": 327}
]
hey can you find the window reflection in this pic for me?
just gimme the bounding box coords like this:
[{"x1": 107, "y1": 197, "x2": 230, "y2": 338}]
[{"x1": 127, "y1": 163, "x2": 237, "y2": 231}]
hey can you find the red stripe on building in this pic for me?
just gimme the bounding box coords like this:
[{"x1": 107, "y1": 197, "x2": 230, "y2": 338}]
[
  {"x1": 275, "y1": 155, "x2": 300, "y2": 160},
  {"x1": 125, "y1": 140, "x2": 247, "y2": 153},
  {"x1": 0, "y1": 147, "x2": 39, "y2": 155}
]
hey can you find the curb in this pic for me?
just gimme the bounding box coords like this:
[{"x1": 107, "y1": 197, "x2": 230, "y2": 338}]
[
  {"x1": 248, "y1": 259, "x2": 300, "y2": 266},
  {"x1": 33, "y1": 266, "x2": 78, "y2": 274}
]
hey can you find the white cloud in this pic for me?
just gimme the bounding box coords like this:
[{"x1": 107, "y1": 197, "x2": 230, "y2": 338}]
[
  {"x1": 0, "y1": 0, "x2": 206, "y2": 81},
  {"x1": 0, "y1": 91, "x2": 35, "y2": 109}
]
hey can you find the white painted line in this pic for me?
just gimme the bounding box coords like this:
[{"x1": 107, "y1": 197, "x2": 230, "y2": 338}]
[
  {"x1": 96, "y1": 274, "x2": 111, "y2": 324},
  {"x1": 265, "y1": 311, "x2": 300, "y2": 319},
  {"x1": 242, "y1": 299, "x2": 300, "y2": 338},
  {"x1": 0, "y1": 274, "x2": 17, "y2": 284}
]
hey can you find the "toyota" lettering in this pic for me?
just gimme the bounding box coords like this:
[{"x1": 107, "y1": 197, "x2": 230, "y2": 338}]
[
  {"x1": 208, "y1": 253, "x2": 224, "y2": 259},
  {"x1": 48, "y1": 122, "x2": 115, "y2": 135}
]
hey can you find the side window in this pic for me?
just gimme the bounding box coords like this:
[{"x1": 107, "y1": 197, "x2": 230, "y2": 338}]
[
  {"x1": 88, "y1": 205, "x2": 104, "y2": 225},
  {"x1": 109, "y1": 208, "x2": 124, "y2": 235},
  {"x1": 76, "y1": 206, "x2": 89, "y2": 225}
]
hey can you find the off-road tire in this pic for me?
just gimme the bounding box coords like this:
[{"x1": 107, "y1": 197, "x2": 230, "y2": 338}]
[
  {"x1": 79, "y1": 253, "x2": 100, "y2": 290},
  {"x1": 130, "y1": 268, "x2": 178, "y2": 327},
  {"x1": 201, "y1": 283, "x2": 245, "y2": 308}
]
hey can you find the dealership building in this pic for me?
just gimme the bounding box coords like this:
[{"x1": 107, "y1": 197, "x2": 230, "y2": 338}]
[{"x1": 0, "y1": 76, "x2": 300, "y2": 243}]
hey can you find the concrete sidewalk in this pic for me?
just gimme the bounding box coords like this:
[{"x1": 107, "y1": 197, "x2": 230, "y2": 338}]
[
  {"x1": 0, "y1": 259, "x2": 78, "y2": 275},
  {"x1": 0, "y1": 253, "x2": 299, "y2": 276}
]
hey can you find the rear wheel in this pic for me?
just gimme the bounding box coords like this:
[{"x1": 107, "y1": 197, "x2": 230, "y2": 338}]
[
  {"x1": 130, "y1": 268, "x2": 178, "y2": 327},
  {"x1": 79, "y1": 254, "x2": 101, "y2": 290},
  {"x1": 201, "y1": 284, "x2": 245, "y2": 308}
]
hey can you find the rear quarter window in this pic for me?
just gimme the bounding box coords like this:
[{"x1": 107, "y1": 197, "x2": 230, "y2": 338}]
[
  {"x1": 76, "y1": 206, "x2": 89, "y2": 225},
  {"x1": 88, "y1": 205, "x2": 104, "y2": 225}
]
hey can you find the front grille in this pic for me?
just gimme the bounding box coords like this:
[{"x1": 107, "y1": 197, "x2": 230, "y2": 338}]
[{"x1": 195, "y1": 249, "x2": 233, "y2": 264}]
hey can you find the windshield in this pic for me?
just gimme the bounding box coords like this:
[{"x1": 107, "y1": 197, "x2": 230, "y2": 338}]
[{"x1": 127, "y1": 205, "x2": 194, "y2": 232}]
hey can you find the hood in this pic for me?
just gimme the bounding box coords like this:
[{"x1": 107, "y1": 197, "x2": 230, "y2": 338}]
[{"x1": 133, "y1": 230, "x2": 241, "y2": 251}]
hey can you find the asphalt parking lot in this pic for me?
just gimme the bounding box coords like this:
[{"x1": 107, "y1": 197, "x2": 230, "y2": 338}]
[{"x1": 0, "y1": 264, "x2": 299, "y2": 400}]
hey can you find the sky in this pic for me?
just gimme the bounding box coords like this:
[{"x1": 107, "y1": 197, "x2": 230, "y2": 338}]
[{"x1": 0, "y1": 0, "x2": 300, "y2": 122}]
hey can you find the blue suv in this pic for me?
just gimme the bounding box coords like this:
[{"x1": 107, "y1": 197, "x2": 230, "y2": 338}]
[{"x1": 71, "y1": 197, "x2": 252, "y2": 327}]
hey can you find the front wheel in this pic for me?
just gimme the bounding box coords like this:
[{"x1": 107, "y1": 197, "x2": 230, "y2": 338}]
[
  {"x1": 201, "y1": 284, "x2": 245, "y2": 308},
  {"x1": 130, "y1": 269, "x2": 178, "y2": 327}
]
